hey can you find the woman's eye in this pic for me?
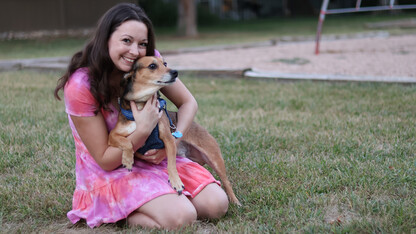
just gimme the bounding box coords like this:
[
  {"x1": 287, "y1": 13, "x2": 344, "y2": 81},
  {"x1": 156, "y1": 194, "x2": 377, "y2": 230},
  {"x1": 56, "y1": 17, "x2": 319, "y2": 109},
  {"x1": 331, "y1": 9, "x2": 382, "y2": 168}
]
[
  {"x1": 139, "y1": 43, "x2": 148, "y2": 48},
  {"x1": 163, "y1": 62, "x2": 167, "y2": 67},
  {"x1": 122, "y1": 38, "x2": 131, "y2": 43},
  {"x1": 148, "y1": 63, "x2": 157, "y2": 69}
]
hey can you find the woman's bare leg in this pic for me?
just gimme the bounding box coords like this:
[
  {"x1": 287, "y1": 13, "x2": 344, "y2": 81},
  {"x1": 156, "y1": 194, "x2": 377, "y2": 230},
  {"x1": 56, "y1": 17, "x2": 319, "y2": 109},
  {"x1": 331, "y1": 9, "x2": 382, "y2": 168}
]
[
  {"x1": 127, "y1": 193, "x2": 197, "y2": 229},
  {"x1": 190, "y1": 183, "x2": 229, "y2": 219}
]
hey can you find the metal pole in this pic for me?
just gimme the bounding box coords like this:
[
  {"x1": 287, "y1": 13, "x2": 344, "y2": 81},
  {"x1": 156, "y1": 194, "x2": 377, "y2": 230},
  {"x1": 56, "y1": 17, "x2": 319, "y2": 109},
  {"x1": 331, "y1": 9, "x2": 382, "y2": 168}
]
[
  {"x1": 315, "y1": 0, "x2": 329, "y2": 55},
  {"x1": 325, "y1": 4, "x2": 416, "y2": 14},
  {"x1": 356, "y1": 0, "x2": 362, "y2": 10},
  {"x1": 314, "y1": 0, "x2": 416, "y2": 55},
  {"x1": 390, "y1": 0, "x2": 395, "y2": 8}
]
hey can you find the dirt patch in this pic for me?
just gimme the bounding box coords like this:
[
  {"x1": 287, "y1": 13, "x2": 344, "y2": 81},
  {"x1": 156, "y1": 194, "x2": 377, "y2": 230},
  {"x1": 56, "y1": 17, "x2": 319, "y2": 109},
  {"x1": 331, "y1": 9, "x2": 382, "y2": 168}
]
[
  {"x1": 324, "y1": 204, "x2": 359, "y2": 226},
  {"x1": 165, "y1": 34, "x2": 416, "y2": 78}
]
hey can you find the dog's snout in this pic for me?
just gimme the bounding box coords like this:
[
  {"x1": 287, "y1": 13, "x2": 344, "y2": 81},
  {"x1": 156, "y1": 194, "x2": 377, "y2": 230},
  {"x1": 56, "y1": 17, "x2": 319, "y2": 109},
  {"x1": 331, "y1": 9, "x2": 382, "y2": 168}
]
[{"x1": 170, "y1": 69, "x2": 178, "y2": 78}]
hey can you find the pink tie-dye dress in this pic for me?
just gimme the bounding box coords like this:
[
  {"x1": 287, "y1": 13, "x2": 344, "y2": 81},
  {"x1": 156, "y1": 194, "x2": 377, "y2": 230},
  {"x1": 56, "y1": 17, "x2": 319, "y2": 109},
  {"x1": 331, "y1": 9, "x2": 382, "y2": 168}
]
[{"x1": 64, "y1": 67, "x2": 220, "y2": 228}]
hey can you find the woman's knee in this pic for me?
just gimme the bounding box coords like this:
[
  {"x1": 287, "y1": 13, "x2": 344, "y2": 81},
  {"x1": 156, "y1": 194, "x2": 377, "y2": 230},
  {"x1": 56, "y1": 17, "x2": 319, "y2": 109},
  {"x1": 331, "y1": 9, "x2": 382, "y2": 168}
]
[
  {"x1": 192, "y1": 184, "x2": 229, "y2": 219},
  {"x1": 206, "y1": 193, "x2": 229, "y2": 219},
  {"x1": 138, "y1": 194, "x2": 197, "y2": 229},
  {"x1": 159, "y1": 205, "x2": 197, "y2": 229}
]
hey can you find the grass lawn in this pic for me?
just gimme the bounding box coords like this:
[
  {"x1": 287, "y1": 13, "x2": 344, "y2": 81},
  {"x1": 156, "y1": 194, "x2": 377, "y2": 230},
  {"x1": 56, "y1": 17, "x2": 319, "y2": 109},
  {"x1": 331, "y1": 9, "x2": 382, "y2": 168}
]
[
  {"x1": 0, "y1": 71, "x2": 415, "y2": 232},
  {"x1": 0, "y1": 12, "x2": 416, "y2": 60}
]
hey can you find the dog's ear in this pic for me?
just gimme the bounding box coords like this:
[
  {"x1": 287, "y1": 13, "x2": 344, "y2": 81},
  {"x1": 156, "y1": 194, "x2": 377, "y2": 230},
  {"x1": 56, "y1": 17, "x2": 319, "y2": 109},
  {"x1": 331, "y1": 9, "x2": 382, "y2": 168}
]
[
  {"x1": 120, "y1": 70, "x2": 133, "y2": 93},
  {"x1": 122, "y1": 60, "x2": 141, "y2": 81},
  {"x1": 120, "y1": 72, "x2": 134, "y2": 98},
  {"x1": 135, "y1": 60, "x2": 146, "y2": 71},
  {"x1": 123, "y1": 71, "x2": 133, "y2": 80},
  {"x1": 122, "y1": 60, "x2": 139, "y2": 82},
  {"x1": 122, "y1": 71, "x2": 133, "y2": 85}
]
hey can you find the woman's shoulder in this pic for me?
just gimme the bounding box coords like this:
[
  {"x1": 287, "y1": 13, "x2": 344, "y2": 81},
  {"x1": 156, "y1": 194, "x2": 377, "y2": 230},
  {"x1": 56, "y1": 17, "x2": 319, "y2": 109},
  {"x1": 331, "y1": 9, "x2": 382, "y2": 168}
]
[
  {"x1": 64, "y1": 67, "x2": 98, "y2": 116},
  {"x1": 64, "y1": 67, "x2": 94, "y2": 100},
  {"x1": 154, "y1": 49, "x2": 161, "y2": 57},
  {"x1": 67, "y1": 67, "x2": 90, "y2": 87}
]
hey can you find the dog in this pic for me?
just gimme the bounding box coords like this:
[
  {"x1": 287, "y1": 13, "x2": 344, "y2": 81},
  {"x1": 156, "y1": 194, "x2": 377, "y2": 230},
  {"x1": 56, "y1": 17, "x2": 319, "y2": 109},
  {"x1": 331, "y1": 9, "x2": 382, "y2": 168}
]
[{"x1": 108, "y1": 56, "x2": 241, "y2": 206}]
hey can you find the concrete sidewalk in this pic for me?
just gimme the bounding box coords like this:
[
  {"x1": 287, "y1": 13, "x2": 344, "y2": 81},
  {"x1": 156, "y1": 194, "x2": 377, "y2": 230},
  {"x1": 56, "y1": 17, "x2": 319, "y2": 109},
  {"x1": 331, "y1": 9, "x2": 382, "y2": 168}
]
[{"x1": 0, "y1": 56, "x2": 70, "y2": 72}]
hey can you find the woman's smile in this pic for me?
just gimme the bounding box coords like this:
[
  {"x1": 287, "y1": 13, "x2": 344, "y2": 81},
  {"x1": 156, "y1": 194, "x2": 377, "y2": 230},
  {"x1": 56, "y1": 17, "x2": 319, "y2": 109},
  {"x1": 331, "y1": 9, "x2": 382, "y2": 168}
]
[{"x1": 123, "y1": 56, "x2": 135, "y2": 64}]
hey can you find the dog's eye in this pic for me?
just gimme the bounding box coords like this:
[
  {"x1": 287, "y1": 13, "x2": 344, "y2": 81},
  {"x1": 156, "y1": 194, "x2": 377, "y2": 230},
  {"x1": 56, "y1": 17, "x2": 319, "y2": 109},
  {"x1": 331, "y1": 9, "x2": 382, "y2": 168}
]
[
  {"x1": 148, "y1": 63, "x2": 157, "y2": 70},
  {"x1": 163, "y1": 62, "x2": 167, "y2": 67}
]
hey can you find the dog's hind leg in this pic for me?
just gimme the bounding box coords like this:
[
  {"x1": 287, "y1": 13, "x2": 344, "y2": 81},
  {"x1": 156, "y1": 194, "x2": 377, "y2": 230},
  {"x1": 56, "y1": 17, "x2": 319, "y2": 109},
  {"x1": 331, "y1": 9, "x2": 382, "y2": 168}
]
[
  {"x1": 168, "y1": 111, "x2": 241, "y2": 205},
  {"x1": 178, "y1": 139, "x2": 241, "y2": 206}
]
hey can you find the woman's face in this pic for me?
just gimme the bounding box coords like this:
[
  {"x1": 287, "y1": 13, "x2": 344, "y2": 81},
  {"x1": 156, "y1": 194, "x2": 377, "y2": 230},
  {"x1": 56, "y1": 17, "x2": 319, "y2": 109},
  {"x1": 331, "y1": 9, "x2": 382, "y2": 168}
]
[{"x1": 108, "y1": 20, "x2": 148, "y2": 72}]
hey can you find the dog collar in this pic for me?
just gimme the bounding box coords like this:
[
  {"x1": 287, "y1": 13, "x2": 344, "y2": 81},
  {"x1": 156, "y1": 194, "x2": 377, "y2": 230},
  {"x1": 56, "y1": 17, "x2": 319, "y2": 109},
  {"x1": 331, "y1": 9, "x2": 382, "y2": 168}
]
[
  {"x1": 119, "y1": 98, "x2": 168, "y2": 122},
  {"x1": 120, "y1": 105, "x2": 135, "y2": 121}
]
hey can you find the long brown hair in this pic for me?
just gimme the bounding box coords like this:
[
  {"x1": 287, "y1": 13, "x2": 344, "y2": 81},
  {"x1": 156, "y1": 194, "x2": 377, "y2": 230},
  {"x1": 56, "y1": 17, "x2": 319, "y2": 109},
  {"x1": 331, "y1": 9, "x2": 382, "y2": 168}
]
[{"x1": 54, "y1": 3, "x2": 156, "y2": 111}]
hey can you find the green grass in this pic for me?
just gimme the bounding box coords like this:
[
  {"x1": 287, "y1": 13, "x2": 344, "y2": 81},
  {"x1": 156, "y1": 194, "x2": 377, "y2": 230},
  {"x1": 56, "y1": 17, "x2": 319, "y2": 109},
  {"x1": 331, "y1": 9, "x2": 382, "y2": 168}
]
[
  {"x1": 1, "y1": 71, "x2": 415, "y2": 232},
  {"x1": 0, "y1": 38, "x2": 87, "y2": 60},
  {"x1": 1, "y1": 12, "x2": 416, "y2": 60}
]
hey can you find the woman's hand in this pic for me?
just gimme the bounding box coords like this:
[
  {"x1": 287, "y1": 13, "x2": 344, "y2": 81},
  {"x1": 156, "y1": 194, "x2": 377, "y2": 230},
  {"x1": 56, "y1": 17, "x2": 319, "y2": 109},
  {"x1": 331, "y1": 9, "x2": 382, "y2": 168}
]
[
  {"x1": 130, "y1": 93, "x2": 162, "y2": 132},
  {"x1": 136, "y1": 149, "x2": 166, "y2": 164}
]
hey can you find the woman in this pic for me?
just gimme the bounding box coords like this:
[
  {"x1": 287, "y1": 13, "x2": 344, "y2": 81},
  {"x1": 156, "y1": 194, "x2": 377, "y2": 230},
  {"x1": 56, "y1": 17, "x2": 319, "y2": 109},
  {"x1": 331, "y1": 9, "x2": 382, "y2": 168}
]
[{"x1": 54, "y1": 3, "x2": 229, "y2": 229}]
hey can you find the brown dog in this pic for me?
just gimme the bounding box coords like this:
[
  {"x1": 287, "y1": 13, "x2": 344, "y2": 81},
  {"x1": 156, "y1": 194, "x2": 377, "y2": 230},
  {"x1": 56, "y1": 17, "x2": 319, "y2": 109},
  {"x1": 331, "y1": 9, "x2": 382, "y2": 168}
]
[{"x1": 108, "y1": 56, "x2": 240, "y2": 205}]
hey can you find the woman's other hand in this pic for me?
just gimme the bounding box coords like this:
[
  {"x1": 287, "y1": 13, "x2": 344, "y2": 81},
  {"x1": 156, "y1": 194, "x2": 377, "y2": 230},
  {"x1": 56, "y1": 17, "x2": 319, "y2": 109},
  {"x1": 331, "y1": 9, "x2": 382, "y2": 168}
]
[{"x1": 136, "y1": 149, "x2": 166, "y2": 164}]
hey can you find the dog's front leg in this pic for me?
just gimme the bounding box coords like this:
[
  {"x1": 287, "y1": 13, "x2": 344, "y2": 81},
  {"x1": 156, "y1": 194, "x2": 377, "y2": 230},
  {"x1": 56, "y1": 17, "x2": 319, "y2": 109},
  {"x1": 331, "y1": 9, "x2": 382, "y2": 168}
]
[
  {"x1": 159, "y1": 115, "x2": 184, "y2": 195},
  {"x1": 108, "y1": 119, "x2": 136, "y2": 170},
  {"x1": 109, "y1": 132, "x2": 135, "y2": 170}
]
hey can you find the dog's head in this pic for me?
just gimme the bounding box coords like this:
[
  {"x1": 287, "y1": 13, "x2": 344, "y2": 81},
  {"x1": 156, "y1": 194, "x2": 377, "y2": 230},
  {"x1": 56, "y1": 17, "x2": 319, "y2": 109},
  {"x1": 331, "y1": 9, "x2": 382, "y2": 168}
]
[{"x1": 121, "y1": 56, "x2": 178, "y2": 102}]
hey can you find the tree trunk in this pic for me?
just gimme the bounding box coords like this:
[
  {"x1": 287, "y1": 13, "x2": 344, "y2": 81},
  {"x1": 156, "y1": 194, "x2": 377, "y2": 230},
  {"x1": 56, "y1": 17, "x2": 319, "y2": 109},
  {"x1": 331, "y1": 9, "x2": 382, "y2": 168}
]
[
  {"x1": 282, "y1": 0, "x2": 291, "y2": 16},
  {"x1": 288, "y1": 0, "x2": 315, "y2": 15},
  {"x1": 177, "y1": 0, "x2": 198, "y2": 37}
]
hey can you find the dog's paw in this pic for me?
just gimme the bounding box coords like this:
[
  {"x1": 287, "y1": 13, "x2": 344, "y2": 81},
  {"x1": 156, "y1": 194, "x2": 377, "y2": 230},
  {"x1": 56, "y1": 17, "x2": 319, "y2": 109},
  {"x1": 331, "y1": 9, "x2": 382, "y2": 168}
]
[
  {"x1": 122, "y1": 157, "x2": 134, "y2": 172},
  {"x1": 122, "y1": 164, "x2": 133, "y2": 172},
  {"x1": 175, "y1": 185, "x2": 185, "y2": 195},
  {"x1": 168, "y1": 177, "x2": 185, "y2": 195}
]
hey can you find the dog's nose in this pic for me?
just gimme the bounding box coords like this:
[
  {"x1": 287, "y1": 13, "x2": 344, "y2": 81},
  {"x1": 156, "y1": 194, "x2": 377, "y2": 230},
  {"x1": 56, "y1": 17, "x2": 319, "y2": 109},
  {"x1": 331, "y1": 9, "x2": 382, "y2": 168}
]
[{"x1": 170, "y1": 69, "x2": 178, "y2": 78}]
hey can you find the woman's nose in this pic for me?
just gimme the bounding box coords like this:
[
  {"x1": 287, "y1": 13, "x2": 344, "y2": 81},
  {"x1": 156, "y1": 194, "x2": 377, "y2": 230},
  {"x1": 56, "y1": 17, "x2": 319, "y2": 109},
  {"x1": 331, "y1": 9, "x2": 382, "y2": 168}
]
[{"x1": 130, "y1": 44, "x2": 139, "y2": 56}]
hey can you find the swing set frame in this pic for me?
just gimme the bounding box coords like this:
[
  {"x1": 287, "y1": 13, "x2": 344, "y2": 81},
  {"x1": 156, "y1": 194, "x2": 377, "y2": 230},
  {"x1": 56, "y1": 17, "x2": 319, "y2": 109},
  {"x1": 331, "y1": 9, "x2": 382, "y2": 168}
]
[{"x1": 315, "y1": 0, "x2": 416, "y2": 54}]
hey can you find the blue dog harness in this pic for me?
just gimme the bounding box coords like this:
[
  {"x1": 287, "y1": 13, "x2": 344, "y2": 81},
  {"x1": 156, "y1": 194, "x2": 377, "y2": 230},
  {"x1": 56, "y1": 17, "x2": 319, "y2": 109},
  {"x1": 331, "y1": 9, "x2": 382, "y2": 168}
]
[{"x1": 119, "y1": 98, "x2": 177, "y2": 155}]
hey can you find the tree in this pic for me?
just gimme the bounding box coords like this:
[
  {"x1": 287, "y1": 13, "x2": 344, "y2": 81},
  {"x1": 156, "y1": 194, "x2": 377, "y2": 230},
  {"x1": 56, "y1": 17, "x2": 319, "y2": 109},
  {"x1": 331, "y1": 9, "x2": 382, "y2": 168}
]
[
  {"x1": 286, "y1": 0, "x2": 316, "y2": 15},
  {"x1": 177, "y1": 0, "x2": 198, "y2": 37}
]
